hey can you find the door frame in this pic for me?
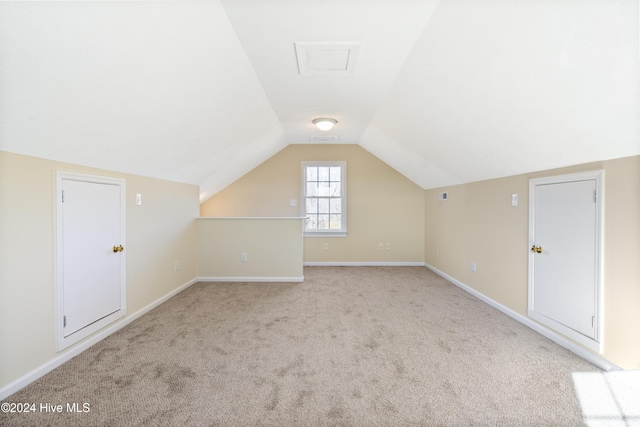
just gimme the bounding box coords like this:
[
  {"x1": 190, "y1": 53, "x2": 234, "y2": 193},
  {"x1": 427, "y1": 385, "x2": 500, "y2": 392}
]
[
  {"x1": 55, "y1": 171, "x2": 127, "y2": 351},
  {"x1": 528, "y1": 170, "x2": 604, "y2": 353}
]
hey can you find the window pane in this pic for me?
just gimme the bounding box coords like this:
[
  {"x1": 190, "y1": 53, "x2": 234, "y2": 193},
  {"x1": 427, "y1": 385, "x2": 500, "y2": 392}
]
[
  {"x1": 306, "y1": 183, "x2": 317, "y2": 197},
  {"x1": 306, "y1": 167, "x2": 317, "y2": 181},
  {"x1": 317, "y1": 214, "x2": 329, "y2": 229},
  {"x1": 318, "y1": 198, "x2": 329, "y2": 213},
  {"x1": 318, "y1": 167, "x2": 329, "y2": 181},
  {"x1": 330, "y1": 167, "x2": 341, "y2": 181},
  {"x1": 306, "y1": 215, "x2": 317, "y2": 230},
  {"x1": 303, "y1": 162, "x2": 346, "y2": 234},
  {"x1": 306, "y1": 198, "x2": 318, "y2": 214},
  {"x1": 329, "y1": 182, "x2": 341, "y2": 197},
  {"x1": 318, "y1": 182, "x2": 330, "y2": 197},
  {"x1": 329, "y1": 214, "x2": 341, "y2": 229},
  {"x1": 330, "y1": 198, "x2": 342, "y2": 214}
]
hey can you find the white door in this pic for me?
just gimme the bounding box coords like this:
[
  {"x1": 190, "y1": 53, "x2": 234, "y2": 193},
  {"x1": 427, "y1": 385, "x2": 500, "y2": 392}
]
[
  {"x1": 56, "y1": 172, "x2": 126, "y2": 350},
  {"x1": 528, "y1": 171, "x2": 603, "y2": 352}
]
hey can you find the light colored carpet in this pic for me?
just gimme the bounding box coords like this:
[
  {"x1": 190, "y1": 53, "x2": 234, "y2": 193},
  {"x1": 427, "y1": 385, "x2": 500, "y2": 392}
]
[{"x1": 1, "y1": 266, "x2": 600, "y2": 426}]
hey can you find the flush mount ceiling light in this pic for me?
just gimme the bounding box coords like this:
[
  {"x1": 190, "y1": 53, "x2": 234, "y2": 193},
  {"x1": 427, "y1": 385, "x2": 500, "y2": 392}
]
[{"x1": 313, "y1": 118, "x2": 337, "y2": 131}]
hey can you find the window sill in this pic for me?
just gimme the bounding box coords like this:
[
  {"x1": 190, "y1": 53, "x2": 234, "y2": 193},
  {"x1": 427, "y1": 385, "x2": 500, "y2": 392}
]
[{"x1": 304, "y1": 231, "x2": 347, "y2": 238}]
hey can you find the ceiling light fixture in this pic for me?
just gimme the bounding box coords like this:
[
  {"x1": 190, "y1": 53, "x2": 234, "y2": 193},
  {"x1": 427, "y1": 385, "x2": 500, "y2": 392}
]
[{"x1": 313, "y1": 118, "x2": 337, "y2": 131}]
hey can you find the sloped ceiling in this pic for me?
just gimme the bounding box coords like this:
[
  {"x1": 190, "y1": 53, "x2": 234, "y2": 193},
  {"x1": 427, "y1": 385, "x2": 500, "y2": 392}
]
[
  {"x1": 0, "y1": 1, "x2": 287, "y2": 202},
  {"x1": 0, "y1": 1, "x2": 638, "y2": 202},
  {"x1": 362, "y1": 0, "x2": 640, "y2": 188}
]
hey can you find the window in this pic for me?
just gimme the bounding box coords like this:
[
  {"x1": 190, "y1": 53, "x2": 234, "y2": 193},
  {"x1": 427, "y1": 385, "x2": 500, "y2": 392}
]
[{"x1": 302, "y1": 161, "x2": 346, "y2": 236}]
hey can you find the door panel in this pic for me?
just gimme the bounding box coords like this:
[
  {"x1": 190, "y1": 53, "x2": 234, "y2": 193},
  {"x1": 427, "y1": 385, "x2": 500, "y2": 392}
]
[
  {"x1": 533, "y1": 180, "x2": 596, "y2": 338},
  {"x1": 62, "y1": 179, "x2": 122, "y2": 336},
  {"x1": 528, "y1": 171, "x2": 602, "y2": 352}
]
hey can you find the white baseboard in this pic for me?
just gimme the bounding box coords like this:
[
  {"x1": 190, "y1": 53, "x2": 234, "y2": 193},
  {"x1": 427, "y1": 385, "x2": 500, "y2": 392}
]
[
  {"x1": 304, "y1": 261, "x2": 425, "y2": 267},
  {"x1": 423, "y1": 263, "x2": 620, "y2": 372},
  {"x1": 0, "y1": 277, "x2": 199, "y2": 401},
  {"x1": 197, "y1": 276, "x2": 304, "y2": 283}
]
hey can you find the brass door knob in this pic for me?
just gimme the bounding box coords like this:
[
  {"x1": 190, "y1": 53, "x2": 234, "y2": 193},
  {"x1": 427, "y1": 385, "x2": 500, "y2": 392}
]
[
  {"x1": 112, "y1": 245, "x2": 124, "y2": 253},
  {"x1": 531, "y1": 245, "x2": 542, "y2": 253}
]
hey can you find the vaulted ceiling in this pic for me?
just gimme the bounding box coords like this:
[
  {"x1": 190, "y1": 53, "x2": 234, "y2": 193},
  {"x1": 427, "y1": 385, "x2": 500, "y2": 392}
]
[{"x1": 1, "y1": 1, "x2": 638, "y2": 202}]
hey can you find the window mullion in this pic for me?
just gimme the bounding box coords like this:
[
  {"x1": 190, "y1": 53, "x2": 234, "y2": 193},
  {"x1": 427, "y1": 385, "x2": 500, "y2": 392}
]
[{"x1": 302, "y1": 162, "x2": 346, "y2": 235}]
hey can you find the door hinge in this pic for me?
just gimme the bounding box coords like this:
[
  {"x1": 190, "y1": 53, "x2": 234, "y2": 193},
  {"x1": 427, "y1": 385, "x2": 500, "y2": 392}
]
[
  {"x1": 62, "y1": 190, "x2": 65, "y2": 203},
  {"x1": 592, "y1": 316, "x2": 595, "y2": 328},
  {"x1": 593, "y1": 190, "x2": 596, "y2": 203},
  {"x1": 63, "y1": 315, "x2": 67, "y2": 328}
]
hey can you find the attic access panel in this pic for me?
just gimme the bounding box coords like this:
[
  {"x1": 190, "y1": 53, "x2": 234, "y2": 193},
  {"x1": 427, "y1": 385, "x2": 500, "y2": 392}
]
[{"x1": 295, "y1": 42, "x2": 361, "y2": 76}]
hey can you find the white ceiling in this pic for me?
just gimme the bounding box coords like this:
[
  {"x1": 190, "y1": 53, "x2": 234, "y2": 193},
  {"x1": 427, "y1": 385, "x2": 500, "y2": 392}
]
[{"x1": 1, "y1": 1, "x2": 638, "y2": 202}]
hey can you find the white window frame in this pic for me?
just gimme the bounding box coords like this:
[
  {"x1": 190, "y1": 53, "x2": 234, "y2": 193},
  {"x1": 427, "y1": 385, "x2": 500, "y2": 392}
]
[{"x1": 302, "y1": 161, "x2": 347, "y2": 237}]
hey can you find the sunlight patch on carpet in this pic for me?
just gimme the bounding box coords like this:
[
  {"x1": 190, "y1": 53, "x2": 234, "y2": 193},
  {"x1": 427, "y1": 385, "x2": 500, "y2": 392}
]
[{"x1": 572, "y1": 370, "x2": 640, "y2": 426}]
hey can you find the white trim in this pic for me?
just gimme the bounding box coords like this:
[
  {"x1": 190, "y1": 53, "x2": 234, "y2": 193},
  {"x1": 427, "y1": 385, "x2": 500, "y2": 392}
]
[
  {"x1": 197, "y1": 276, "x2": 304, "y2": 283},
  {"x1": 0, "y1": 277, "x2": 199, "y2": 400},
  {"x1": 424, "y1": 263, "x2": 619, "y2": 371},
  {"x1": 302, "y1": 161, "x2": 347, "y2": 235},
  {"x1": 196, "y1": 217, "x2": 307, "y2": 220},
  {"x1": 527, "y1": 170, "x2": 604, "y2": 353},
  {"x1": 55, "y1": 171, "x2": 127, "y2": 351},
  {"x1": 304, "y1": 232, "x2": 347, "y2": 238},
  {"x1": 304, "y1": 261, "x2": 424, "y2": 267}
]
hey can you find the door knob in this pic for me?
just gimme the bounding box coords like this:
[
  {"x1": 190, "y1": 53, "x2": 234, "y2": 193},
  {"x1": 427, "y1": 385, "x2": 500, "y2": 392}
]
[
  {"x1": 531, "y1": 245, "x2": 542, "y2": 253},
  {"x1": 112, "y1": 245, "x2": 124, "y2": 253}
]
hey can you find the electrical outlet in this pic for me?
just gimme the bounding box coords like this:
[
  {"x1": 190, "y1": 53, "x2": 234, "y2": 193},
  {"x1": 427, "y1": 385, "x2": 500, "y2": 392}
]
[
  {"x1": 241, "y1": 252, "x2": 247, "y2": 262},
  {"x1": 174, "y1": 260, "x2": 180, "y2": 271},
  {"x1": 323, "y1": 243, "x2": 329, "y2": 250},
  {"x1": 470, "y1": 262, "x2": 477, "y2": 273},
  {"x1": 385, "y1": 243, "x2": 391, "y2": 250},
  {"x1": 379, "y1": 243, "x2": 384, "y2": 251},
  {"x1": 511, "y1": 193, "x2": 518, "y2": 206}
]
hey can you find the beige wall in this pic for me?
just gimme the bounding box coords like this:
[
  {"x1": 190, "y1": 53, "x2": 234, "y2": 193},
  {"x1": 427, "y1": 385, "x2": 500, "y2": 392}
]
[
  {"x1": 0, "y1": 150, "x2": 199, "y2": 390},
  {"x1": 201, "y1": 144, "x2": 425, "y2": 263},
  {"x1": 425, "y1": 155, "x2": 640, "y2": 370},
  {"x1": 3, "y1": 144, "x2": 637, "y2": 395},
  {"x1": 197, "y1": 218, "x2": 303, "y2": 279}
]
